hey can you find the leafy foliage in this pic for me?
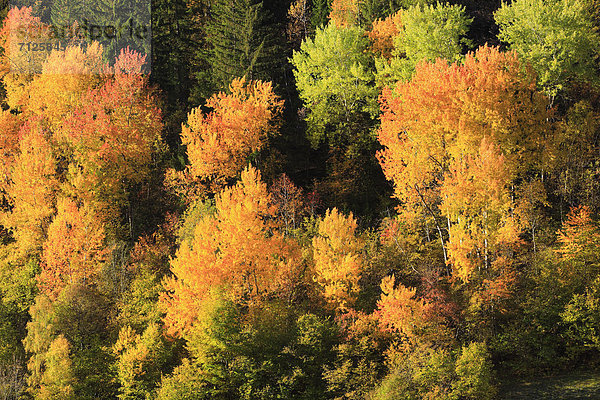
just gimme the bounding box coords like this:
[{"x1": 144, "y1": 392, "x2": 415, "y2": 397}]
[
  {"x1": 495, "y1": 0, "x2": 600, "y2": 97},
  {"x1": 3, "y1": 2, "x2": 600, "y2": 399},
  {"x1": 39, "y1": 198, "x2": 105, "y2": 300},
  {"x1": 376, "y1": 3, "x2": 472, "y2": 84},
  {"x1": 313, "y1": 208, "x2": 363, "y2": 310},
  {"x1": 291, "y1": 23, "x2": 376, "y2": 146},
  {"x1": 378, "y1": 45, "x2": 549, "y2": 283},
  {"x1": 181, "y1": 77, "x2": 283, "y2": 185},
  {"x1": 162, "y1": 167, "x2": 300, "y2": 336}
]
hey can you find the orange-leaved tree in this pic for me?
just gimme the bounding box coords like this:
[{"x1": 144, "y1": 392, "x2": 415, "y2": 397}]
[
  {"x1": 0, "y1": 6, "x2": 50, "y2": 105},
  {"x1": 377, "y1": 45, "x2": 550, "y2": 283},
  {"x1": 181, "y1": 77, "x2": 283, "y2": 187},
  {"x1": 376, "y1": 275, "x2": 430, "y2": 341},
  {"x1": 56, "y1": 49, "x2": 162, "y2": 229},
  {"x1": 555, "y1": 205, "x2": 600, "y2": 288},
  {"x1": 0, "y1": 109, "x2": 22, "y2": 206},
  {"x1": 38, "y1": 197, "x2": 105, "y2": 299},
  {"x1": 162, "y1": 166, "x2": 300, "y2": 336},
  {"x1": 368, "y1": 11, "x2": 402, "y2": 59},
  {"x1": 329, "y1": 0, "x2": 360, "y2": 27},
  {"x1": 1, "y1": 24, "x2": 162, "y2": 236}
]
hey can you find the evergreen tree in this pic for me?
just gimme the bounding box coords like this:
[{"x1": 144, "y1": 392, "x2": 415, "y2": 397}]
[
  {"x1": 49, "y1": 0, "x2": 87, "y2": 31},
  {"x1": 358, "y1": 0, "x2": 430, "y2": 27},
  {"x1": 91, "y1": 0, "x2": 151, "y2": 64},
  {"x1": 310, "y1": 0, "x2": 331, "y2": 30},
  {"x1": 151, "y1": 0, "x2": 207, "y2": 145},
  {"x1": 206, "y1": 0, "x2": 280, "y2": 90}
]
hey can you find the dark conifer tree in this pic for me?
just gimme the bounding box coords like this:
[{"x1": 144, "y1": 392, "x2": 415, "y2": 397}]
[
  {"x1": 151, "y1": 0, "x2": 209, "y2": 146},
  {"x1": 310, "y1": 0, "x2": 331, "y2": 30},
  {"x1": 205, "y1": 0, "x2": 280, "y2": 91}
]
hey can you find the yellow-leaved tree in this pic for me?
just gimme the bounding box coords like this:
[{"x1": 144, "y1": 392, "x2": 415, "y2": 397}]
[
  {"x1": 1, "y1": 119, "x2": 57, "y2": 255},
  {"x1": 313, "y1": 208, "x2": 363, "y2": 310}
]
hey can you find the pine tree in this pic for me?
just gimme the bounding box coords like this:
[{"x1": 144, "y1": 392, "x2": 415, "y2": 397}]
[
  {"x1": 49, "y1": 0, "x2": 87, "y2": 32},
  {"x1": 151, "y1": 0, "x2": 209, "y2": 145},
  {"x1": 310, "y1": 0, "x2": 331, "y2": 30},
  {"x1": 206, "y1": 0, "x2": 280, "y2": 90}
]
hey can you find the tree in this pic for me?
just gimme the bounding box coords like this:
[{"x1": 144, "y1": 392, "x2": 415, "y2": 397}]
[
  {"x1": 162, "y1": 166, "x2": 300, "y2": 337},
  {"x1": 0, "y1": 6, "x2": 50, "y2": 76},
  {"x1": 151, "y1": 0, "x2": 209, "y2": 144},
  {"x1": 292, "y1": 22, "x2": 388, "y2": 216},
  {"x1": 555, "y1": 205, "x2": 600, "y2": 289},
  {"x1": 1, "y1": 119, "x2": 57, "y2": 256},
  {"x1": 313, "y1": 208, "x2": 363, "y2": 310},
  {"x1": 514, "y1": 179, "x2": 548, "y2": 253},
  {"x1": 377, "y1": 335, "x2": 457, "y2": 399},
  {"x1": 205, "y1": 0, "x2": 280, "y2": 90},
  {"x1": 329, "y1": 0, "x2": 360, "y2": 27},
  {"x1": 155, "y1": 358, "x2": 207, "y2": 400},
  {"x1": 375, "y1": 3, "x2": 472, "y2": 85},
  {"x1": 357, "y1": 0, "x2": 406, "y2": 27},
  {"x1": 158, "y1": 296, "x2": 337, "y2": 400},
  {"x1": 23, "y1": 295, "x2": 56, "y2": 399},
  {"x1": 38, "y1": 198, "x2": 105, "y2": 300},
  {"x1": 440, "y1": 137, "x2": 518, "y2": 282},
  {"x1": 50, "y1": 284, "x2": 117, "y2": 399},
  {"x1": 2, "y1": 40, "x2": 163, "y2": 239},
  {"x1": 291, "y1": 23, "x2": 376, "y2": 146},
  {"x1": 368, "y1": 11, "x2": 402, "y2": 59},
  {"x1": 323, "y1": 311, "x2": 388, "y2": 400},
  {"x1": 377, "y1": 45, "x2": 550, "y2": 282},
  {"x1": 452, "y1": 342, "x2": 496, "y2": 399},
  {"x1": 396, "y1": 3, "x2": 471, "y2": 64},
  {"x1": 375, "y1": 275, "x2": 429, "y2": 340},
  {"x1": 373, "y1": 340, "x2": 496, "y2": 400},
  {"x1": 287, "y1": 0, "x2": 311, "y2": 49},
  {"x1": 180, "y1": 77, "x2": 283, "y2": 186},
  {"x1": 495, "y1": 0, "x2": 600, "y2": 99},
  {"x1": 23, "y1": 295, "x2": 76, "y2": 400},
  {"x1": 37, "y1": 336, "x2": 75, "y2": 400},
  {"x1": 26, "y1": 42, "x2": 105, "y2": 132},
  {"x1": 0, "y1": 110, "x2": 24, "y2": 206},
  {"x1": 112, "y1": 323, "x2": 167, "y2": 399},
  {"x1": 550, "y1": 101, "x2": 600, "y2": 213},
  {"x1": 56, "y1": 49, "x2": 163, "y2": 233},
  {"x1": 270, "y1": 173, "x2": 307, "y2": 235}
]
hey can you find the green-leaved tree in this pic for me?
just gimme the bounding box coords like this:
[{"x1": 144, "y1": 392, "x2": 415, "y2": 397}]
[{"x1": 495, "y1": 0, "x2": 600, "y2": 99}]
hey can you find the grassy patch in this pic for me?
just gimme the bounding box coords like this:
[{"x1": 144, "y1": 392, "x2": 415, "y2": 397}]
[{"x1": 500, "y1": 371, "x2": 600, "y2": 399}]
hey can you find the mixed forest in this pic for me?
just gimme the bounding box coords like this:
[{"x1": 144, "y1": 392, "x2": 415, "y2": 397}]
[{"x1": 1, "y1": 0, "x2": 600, "y2": 398}]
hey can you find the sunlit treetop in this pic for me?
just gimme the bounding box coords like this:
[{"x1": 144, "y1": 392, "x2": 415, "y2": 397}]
[
  {"x1": 313, "y1": 208, "x2": 363, "y2": 310},
  {"x1": 162, "y1": 166, "x2": 300, "y2": 337},
  {"x1": 329, "y1": 0, "x2": 360, "y2": 27},
  {"x1": 368, "y1": 11, "x2": 402, "y2": 59},
  {"x1": 377, "y1": 45, "x2": 550, "y2": 282},
  {"x1": 181, "y1": 77, "x2": 283, "y2": 187},
  {"x1": 495, "y1": 0, "x2": 600, "y2": 98}
]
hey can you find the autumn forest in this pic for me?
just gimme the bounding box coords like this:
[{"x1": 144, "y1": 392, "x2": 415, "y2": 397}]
[{"x1": 1, "y1": 0, "x2": 600, "y2": 398}]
